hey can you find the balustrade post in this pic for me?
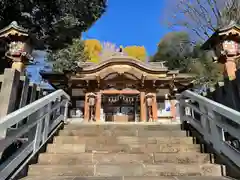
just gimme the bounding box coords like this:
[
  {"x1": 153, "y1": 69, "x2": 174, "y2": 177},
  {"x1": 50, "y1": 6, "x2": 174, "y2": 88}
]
[
  {"x1": 207, "y1": 109, "x2": 223, "y2": 151},
  {"x1": 199, "y1": 104, "x2": 211, "y2": 141},
  {"x1": 32, "y1": 104, "x2": 46, "y2": 153},
  {"x1": 56, "y1": 98, "x2": 61, "y2": 116},
  {"x1": 27, "y1": 84, "x2": 37, "y2": 123},
  {"x1": 190, "y1": 101, "x2": 195, "y2": 120},
  {"x1": 33, "y1": 119, "x2": 43, "y2": 153},
  {"x1": 64, "y1": 100, "x2": 69, "y2": 123},
  {"x1": 42, "y1": 103, "x2": 51, "y2": 142},
  {"x1": 177, "y1": 95, "x2": 186, "y2": 124}
]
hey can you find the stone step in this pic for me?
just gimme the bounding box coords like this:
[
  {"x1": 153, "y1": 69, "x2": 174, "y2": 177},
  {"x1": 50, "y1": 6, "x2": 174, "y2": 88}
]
[
  {"x1": 21, "y1": 176, "x2": 230, "y2": 180},
  {"x1": 64, "y1": 124, "x2": 182, "y2": 131},
  {"x1": 59, "y1": 129, "x2": 187, "y2": 137},
  {"x1": 28, "y1": 164, "x2": 223, "y2": 176},
  {"x1": 54, "y1": 136, "x2": 193, "y2": 145},
  {"x1": 38, "y1": 152, "x2": 210, "y2": 165},
  {"x1": 46, "y1": 144, "x2": 200, "y2": 153}
]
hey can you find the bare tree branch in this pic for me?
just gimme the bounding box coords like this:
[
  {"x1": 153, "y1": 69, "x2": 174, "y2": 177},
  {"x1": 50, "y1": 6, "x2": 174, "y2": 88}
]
[{"x1": 165, "y1": 0, "x2": 240, "y2": 41}]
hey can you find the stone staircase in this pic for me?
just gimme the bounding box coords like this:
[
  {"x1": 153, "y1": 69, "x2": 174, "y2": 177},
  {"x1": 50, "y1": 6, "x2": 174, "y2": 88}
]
[{"x1": 22, "y1": 123, "x2": 228, "y2": 180}]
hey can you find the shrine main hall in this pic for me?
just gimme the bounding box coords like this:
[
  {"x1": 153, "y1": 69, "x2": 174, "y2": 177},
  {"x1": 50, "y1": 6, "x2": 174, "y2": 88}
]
[{"x1": 41, "y1": 56, "x2": 194, "y2": 123}]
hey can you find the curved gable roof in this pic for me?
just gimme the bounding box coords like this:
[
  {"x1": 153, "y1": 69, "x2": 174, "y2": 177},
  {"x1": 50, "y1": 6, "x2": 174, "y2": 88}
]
[{"x1": 78, "y1": 56, "x2": 168, "y2": 74}]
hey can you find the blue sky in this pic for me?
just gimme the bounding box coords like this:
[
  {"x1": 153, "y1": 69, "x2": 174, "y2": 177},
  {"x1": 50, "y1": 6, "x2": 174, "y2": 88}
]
[
  {"x1": 28, "y1": 0, "x2": 171, "y2": 84},
  {"x1": 83, "y1": 0, "x2": 169, "y2": 55}
]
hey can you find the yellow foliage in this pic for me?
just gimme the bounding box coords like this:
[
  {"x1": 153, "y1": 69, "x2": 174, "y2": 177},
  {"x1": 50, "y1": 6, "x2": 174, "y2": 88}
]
[
  {"x1": 123, "y1": 46, "x2": 147, "y2": 61},
  {"x1": 84, "y1": 39, "x2": 102, "y2": 63}
]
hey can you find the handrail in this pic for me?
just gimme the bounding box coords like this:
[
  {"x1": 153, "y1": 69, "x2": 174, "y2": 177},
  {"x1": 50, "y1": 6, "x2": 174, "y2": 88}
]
[
  {"x1": 0, "y1": 89, "x2": 70, "y2": 180},
  {"x1": 178, "y1": 90, "x2": 240, "y2": 169}
]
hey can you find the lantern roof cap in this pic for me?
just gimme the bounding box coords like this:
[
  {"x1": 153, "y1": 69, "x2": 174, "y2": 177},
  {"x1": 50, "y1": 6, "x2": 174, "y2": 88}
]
[
  {"x1": 0, "y1": 21, "x2": 29, "y2": 38},
  {"x1": 201, "y1": 21, "x2": 240, "y2": 50}
]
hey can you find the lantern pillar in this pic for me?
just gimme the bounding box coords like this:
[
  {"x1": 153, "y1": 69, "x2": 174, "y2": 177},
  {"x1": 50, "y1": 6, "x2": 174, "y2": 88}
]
[{"x1": 224, "y1": 57, "x2": 237, "y2": 80}]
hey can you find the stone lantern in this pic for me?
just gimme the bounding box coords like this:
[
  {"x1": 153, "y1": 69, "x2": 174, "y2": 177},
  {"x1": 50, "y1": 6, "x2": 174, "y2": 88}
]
[
  {"x1": 88, "y1": 92, "x2": 97, "y2": 121},
  {"x1": 201, "y1": 21, "x2": 240, "y2": 80},
  {"x1": 145, "y1": 93, "x2": 154, "y2": 107},
  {"x1": 145, "y1": 93, "x2": 154, "y2": 122},
  {"x1": 0, "y1": 21, "x2": 34, "y2": 74}
]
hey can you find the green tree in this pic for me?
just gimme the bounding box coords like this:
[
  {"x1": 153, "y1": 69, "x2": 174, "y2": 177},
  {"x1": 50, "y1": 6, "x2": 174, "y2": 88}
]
[
  {"x1": 84, "y1": 39, "x2": 102, "y2": 63},
  {"x1": 151, "y1": 32, "x2": 223, "y2": 86},
  {"x1": 188, "y1": 44, "x2": 224, "y2": 86},
  {"x1": 151, "y1": 32, "x2": 193, "y2": 72},
  {"x1": 46, "y1": 39, "x2": 88, "y2": 72},
  {"x1": 0, "y1": 0, "x2": 107, "y2": 50},
  {"x1": 124, "y1": 46, "x2": 147, "y2": 61}
]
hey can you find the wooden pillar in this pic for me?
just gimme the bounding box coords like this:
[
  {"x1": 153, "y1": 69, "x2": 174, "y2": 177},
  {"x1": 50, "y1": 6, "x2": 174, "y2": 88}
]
[
  {"x1": 152, "y1": 94, "x2": 158, "y2": 121},
  {"x1": 84, "y1": 93, "x2": 89, "y2": 122},
  {"x1": 95, "y1": 92, "x2": 101, "y2": 122},
  {"x1": 134, "y1": 98, "x2": 137, "y2": 122},
  {"x1": 140, "y1": 92, "x2": 146, "y2": 122}
]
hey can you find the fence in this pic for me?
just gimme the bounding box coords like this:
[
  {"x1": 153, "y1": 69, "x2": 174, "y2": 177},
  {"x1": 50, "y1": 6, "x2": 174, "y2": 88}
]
[
  {"x1": 202, "y1": 69, "x2": 240, "y2": 112},
  {"x1": 0, "y1": 68, "x2": 53, "y2": 119}
]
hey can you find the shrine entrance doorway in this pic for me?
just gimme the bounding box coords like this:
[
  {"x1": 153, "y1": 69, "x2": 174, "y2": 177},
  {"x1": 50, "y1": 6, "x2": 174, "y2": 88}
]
[
  {"x1": 102, "y1": 93, "x2": 140, "y2": 122},
  {"x1": 101, "y1": 89, "x2": 140, "y2": 122}
]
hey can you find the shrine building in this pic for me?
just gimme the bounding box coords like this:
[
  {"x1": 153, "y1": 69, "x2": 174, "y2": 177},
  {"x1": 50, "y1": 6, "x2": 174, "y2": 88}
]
[{"x1": 41, "y1": 56, "x2": 194, "y2": 123}]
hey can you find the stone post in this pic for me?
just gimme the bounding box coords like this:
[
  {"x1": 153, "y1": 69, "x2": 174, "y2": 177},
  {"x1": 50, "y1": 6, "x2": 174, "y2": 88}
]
[{"x1": 0, "y1": 69, "x2": 20, "y2": 118}]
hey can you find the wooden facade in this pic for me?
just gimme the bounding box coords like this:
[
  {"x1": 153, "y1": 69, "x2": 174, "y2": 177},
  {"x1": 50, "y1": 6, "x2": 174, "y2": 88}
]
[{"x1": 41, "y1": 56, "x2": 194, "y2": 122}]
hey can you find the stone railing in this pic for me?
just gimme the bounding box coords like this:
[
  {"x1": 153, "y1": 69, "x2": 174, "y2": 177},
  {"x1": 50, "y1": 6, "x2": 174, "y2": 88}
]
[
  {"x1": 0, "y1": 68, "x2": 54, "y2": 119},
  {"x1": 178, "y1": 90, "x2": 240, "y2": 169},
  {"x1": 0, "y1": 89, "x2": 70, "y2": 180},
  {"x1": 200, "y1": 69, "x2": 240, "y2": 112}
]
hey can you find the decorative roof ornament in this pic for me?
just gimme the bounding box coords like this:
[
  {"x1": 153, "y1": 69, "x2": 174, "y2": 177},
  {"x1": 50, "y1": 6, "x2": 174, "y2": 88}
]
[
  {"x1": 229, "y1": 20, "x2": 237, "y2": 26},
  {"x1": 160, "y1": 61, "x2": 167, "y2": 68},
  {"x1": 100, "y1": 42, "x2": 128, "y2": 60},
  {"x1": 0, "y1": 21, "x2": 29, "y2": 38}
]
